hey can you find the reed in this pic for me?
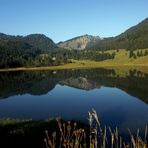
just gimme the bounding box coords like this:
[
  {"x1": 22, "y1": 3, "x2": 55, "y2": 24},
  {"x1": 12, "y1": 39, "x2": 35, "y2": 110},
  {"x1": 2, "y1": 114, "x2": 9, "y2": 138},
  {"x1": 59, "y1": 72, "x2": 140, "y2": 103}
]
[{"x1": 44, "y1": 109, "x2": 148, "y2": 148}]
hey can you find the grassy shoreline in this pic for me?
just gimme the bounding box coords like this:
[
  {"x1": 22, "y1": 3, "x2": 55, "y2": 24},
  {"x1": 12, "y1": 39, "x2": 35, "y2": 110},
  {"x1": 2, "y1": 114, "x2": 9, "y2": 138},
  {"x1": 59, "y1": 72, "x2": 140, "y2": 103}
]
[
  {"x1": 1, "y1": 49, "x2": 148, "y2": 72},
  {"x1": 0, "y1": 61, "x2": 148, "y2": 72}
]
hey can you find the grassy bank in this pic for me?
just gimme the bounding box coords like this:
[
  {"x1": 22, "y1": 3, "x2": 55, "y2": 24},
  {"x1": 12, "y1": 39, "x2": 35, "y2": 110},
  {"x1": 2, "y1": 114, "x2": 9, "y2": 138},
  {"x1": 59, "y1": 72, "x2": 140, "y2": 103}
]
[
  {"x1": 0, "y1": 60, "x2": 148, "y2": 71},
  {"x1": 0, "y1": 61, "x2": 148, "y2": 76},
  {"x1": 0, "y1": 49, "x2": 148, "y2": 73},
  {"x1": 0, "y1": 118, "x2": 87, "y2": 148},
  {"x1": 0, "y1": 118, "x2": 49, "y2": 148}
]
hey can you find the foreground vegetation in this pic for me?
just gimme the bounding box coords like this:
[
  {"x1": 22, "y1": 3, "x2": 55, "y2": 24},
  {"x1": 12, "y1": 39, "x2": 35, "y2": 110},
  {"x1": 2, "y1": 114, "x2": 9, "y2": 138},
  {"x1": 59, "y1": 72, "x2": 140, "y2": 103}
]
[
  {"x1": 0, "y1": 109, "x2": 147, "y2": 148},
  {"x1": 0, "y1": 118, "x2": 88, "y2": 148},
  {"x1": 44, "y1": 109, "x2": 148, "y2": 148}
]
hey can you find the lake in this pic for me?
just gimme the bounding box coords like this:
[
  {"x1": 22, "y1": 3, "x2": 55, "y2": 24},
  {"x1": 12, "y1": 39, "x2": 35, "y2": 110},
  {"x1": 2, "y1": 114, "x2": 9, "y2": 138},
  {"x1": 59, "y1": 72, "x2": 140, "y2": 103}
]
[{"x1": 0, "y1": 68, "x2": 148, "y2": 136}]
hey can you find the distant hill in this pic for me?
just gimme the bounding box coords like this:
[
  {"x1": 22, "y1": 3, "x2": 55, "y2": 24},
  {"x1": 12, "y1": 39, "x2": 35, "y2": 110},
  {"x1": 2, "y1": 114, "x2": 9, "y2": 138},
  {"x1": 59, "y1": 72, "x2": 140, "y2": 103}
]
[
  {"x1": 22, "y1": 34, "x2": 57, "y2": 51},
  {"x1": 57, "y1": 34, "x2": 100, "y2": 50},
  {"x1": 90, "y1": 18, "x2": 148, "y2": 51},
  {"x1": 0, "y1": 33, "x2": 57, "y2": 51},
  {"x1": 0, "y1": 33, "x2": 22, "y2": 40},
  {"x1": 0, "y1": 33, "x2": 61, "y2": 68},
  {"x1": 1, "y1": 18, "x2": 148, "y2": 68}
]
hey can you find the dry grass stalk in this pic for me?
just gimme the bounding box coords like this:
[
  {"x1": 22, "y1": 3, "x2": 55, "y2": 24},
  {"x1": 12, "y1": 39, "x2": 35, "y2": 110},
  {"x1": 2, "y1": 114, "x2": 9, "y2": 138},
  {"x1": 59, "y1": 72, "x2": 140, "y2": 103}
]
[
  {"x1": 44, "y1": 117, "x2": 85, "y2": 148},
  {"x1": 44, "y1": 109, "x2": 148, "y2": 148},
  {"x1": 44, "y1": 130, "x2": 56, "y2": 148}
]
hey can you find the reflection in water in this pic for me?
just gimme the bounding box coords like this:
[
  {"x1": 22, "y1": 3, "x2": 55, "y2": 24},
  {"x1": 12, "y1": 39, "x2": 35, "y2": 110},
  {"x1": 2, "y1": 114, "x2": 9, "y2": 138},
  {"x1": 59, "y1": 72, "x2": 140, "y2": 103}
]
[
  {"x1": 0, "y1": 68, "x2": 148, "y2": 135},
  {"x1": 0, "y1": 68, "x2": 148, "y2": 103}
]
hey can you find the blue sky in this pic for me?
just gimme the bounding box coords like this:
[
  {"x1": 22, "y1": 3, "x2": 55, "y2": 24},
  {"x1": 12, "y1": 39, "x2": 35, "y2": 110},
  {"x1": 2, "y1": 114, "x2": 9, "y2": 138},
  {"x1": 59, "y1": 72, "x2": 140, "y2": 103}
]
[{"x1": 0, "y1": 0, "x2": 148, "y2": 42}]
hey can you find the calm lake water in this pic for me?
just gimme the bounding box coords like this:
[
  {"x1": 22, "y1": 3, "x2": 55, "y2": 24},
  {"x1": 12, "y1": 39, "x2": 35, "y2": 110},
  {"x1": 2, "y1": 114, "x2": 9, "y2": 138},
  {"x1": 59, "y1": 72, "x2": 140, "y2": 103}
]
[{"x1": 0, "y1": 68, "x2": 148, "y2": 135}]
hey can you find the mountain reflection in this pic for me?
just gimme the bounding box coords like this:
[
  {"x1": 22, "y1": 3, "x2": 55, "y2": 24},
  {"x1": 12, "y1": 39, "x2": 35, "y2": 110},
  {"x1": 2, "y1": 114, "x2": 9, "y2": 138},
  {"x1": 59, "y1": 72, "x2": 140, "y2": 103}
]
[{"x1": 0, "y1": 68, "x2": 148, "y2": 103}]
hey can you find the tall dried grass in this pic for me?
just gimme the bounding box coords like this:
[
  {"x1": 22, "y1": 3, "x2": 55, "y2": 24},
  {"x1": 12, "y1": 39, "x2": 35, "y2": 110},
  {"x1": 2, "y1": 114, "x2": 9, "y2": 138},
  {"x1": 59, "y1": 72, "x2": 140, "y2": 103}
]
[{"x1": 44, "y1": 109, "x2": 148, "y2": 148}]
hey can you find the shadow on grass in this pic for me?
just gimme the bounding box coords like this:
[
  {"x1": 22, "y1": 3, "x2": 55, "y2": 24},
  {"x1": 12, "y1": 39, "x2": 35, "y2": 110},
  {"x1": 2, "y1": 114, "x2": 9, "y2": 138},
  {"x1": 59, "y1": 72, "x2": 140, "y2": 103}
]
[{"x1": 0, "y1": 118, "x2": 88, "y2": 148}]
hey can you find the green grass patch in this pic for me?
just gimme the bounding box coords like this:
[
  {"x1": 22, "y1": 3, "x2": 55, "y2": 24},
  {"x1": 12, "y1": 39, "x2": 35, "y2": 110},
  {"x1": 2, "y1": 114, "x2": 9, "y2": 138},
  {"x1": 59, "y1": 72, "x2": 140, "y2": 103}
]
[{"x1": 0, "y1": 49, "x2": 148, "y2": 73}]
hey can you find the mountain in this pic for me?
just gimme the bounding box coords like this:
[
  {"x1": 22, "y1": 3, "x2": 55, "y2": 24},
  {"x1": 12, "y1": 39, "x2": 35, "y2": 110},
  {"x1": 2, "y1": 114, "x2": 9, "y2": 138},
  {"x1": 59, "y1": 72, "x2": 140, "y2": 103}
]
[
  {"x1": 0, "y1": 33, "x2": 57, "y2": 51},
  {"x1": 0, "y1": 18, "x2": 148, "y2": 68},
  {"x1": 0, "y1": 33, "x2": 61, "y2": 68},
  {"x1": 0, "y1": 33, "x2": 13, "y2": 39},
  {"x1": 0, "y1": 33, "x2": 22, "y2": 40},
  {"x1": 90, "y1": 18, "x2": 148, "y2": 51},
  {"x1": 22, "y1": 34, "x2": 57, "y2": 51},
  {"x1": 57, "y1": 34, "x2": 100, "y2": 50}
]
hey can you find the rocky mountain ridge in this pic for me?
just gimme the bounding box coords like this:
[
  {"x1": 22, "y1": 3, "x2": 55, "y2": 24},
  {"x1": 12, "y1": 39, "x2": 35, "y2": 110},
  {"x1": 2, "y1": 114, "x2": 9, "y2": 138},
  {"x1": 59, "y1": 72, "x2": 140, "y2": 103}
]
[{"x1": 57, "y1": 34, "x2": 100, "y2": 50}]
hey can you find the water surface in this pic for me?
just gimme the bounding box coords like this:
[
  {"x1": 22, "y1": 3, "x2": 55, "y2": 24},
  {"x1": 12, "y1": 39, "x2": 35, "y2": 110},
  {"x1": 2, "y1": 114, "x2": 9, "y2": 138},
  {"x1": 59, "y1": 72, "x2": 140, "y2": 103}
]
[{"x1": 0, "y1": 68, "x2": 148, "y2": 135}]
